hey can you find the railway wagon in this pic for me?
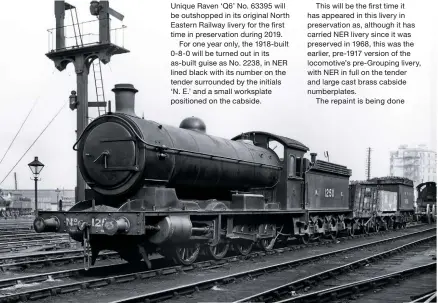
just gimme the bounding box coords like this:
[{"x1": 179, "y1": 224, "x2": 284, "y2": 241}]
[
  {"x1": 349, "y1": 177, "x2": 415, "y2": 232},
  {"x1": 8, "y1": 198, "x2": 33, "y2": 216},
  {"x1": 33, "y1": 83, "x2": 355, "y2": 268},
  {"x1": 416, "y1": 181, "x2": 437, "y2": 223},
  {"x1": 0, "y1": 194, "x2": 32, "y2": 218}
]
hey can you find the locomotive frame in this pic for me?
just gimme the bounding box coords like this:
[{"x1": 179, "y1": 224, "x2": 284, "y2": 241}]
[{"x1": 34, "y1": 83, "x2": 418, "y2": 269}]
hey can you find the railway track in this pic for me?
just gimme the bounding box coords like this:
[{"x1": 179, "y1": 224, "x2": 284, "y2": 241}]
[
  {"x1": 0, "y1": 223, "x2": 430, "y2": 271},
  {"x1": 0, "y1": 226, "x2": 434, "y2": 303},
  {"x1": 355, "y1": 274, "x2": 436, "y2": 303},
  {"x1": 0, "y1": 220, "x2": 33, "y2": 225},
  {"x1": 267, "y1": 264, "x2": 436, "y2": 303},
  {"x1": 0, "y1": 229, "x2": 37, "y2": 236},
  {"x1": 105, "y1": 231, "x2": 436, "y2": 303},
  {"x1": 0, "y1": 233, "x2": 68, "y2": 242},
  {"x1": 0, "y1": 238, "x2": 74, "y2": 254},
  {"x1": 0, "y1": 222, "x2": 33, "y2": 227},
  {"x1": 0, "y1": 227, "x2": 32, "y2": 233},
  {"x1": 0, "y1": 249, "x2": 117, "y2": 270},
  {"x1": 235, "y1": 236, "x2": 436, "y2": 302}
]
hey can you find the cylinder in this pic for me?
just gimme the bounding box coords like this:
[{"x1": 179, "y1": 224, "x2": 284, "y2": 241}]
[{"x1": 148, "y1": 216, "x2": 192, "y2": 244}]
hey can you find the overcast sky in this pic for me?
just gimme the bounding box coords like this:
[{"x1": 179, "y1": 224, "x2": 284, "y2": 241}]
[{"x1": 0, "y1": 0, "x2": 436, "y2": 190}]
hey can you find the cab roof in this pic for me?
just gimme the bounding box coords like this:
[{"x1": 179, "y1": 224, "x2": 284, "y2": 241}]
[{"x1": 232, "y1": 131, "x2": 309, "y2": 152}]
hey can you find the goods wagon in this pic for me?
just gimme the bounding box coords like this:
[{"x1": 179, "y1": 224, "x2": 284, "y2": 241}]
[{"x1": 349, "y1": 177, "x2": 415, "y2": 232}]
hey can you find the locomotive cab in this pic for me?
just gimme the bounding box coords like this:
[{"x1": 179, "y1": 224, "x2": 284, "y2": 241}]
[{"x1": 232, "y1": 132, "x2": 309, "y2": 210}]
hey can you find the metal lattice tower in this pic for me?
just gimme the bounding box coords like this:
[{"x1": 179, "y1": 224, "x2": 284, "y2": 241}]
[
  {"x1": 365, "y1": 147, "x2": 372, "y2": 180},
  {"x1": 47, "y1": 1, "x2": 129, "y2": 202},
  {"x1": 67, "y1": 4, "x2": 106, "y2": 120}
]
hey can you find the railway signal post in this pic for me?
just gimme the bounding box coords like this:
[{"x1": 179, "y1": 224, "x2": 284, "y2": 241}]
[{"x1": 46, "y1": 0, "x2": 129, "y2": 202}]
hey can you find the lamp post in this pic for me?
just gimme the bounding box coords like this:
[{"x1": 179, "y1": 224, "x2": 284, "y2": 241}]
[
  {"x1": 55, "y1": 187, "x2": 61, "y2": 211},
  {"x1": 28, "y1": 157, "x2": 44, "y2": 217},
  {"x1": 55, "y1": 187, "x2": 60, "y2": 202}
]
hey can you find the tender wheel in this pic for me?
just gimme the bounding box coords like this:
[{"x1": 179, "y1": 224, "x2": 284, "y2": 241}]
[
  {"x1": 174, "y1": 243, "x2": 201, "y2": 266},
  {"x1": 259, "y1": 238, "x2": 275, "y2": 251},
  {"x1": 362, "y1": 224, "x2": 370, "y2": 234},
  {"x1": 234, "y1": 241, "x2": 254, "y2": 256},
  {"x1": 379, "y1": 221, "x2": 388, "y2": 231},
  {"x1": 387, "y1": 220, "x2": 394, "y2": 230},
  {"x1": 206, "y1": 242, "x2": 230, "y2": 260},
  {"x1": 299, "y1": 234, "x2": 310, "y2": 245},
  {"x1": 329, "y1": 230, "x2": 338, "y2": 240},
  {"x1": 348, "y1": 224, "x2": 356, "y2": 236}
]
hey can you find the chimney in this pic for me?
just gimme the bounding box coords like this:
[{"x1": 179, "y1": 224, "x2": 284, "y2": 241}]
[
  {"x1": 112, "y1": 84, "x2": 138, "y2": 116},
  {"x1": 310, "y1": 153, "x2": 317, "y2": 164}
]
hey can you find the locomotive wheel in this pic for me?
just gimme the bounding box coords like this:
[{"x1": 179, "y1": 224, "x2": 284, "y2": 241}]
[
  {"x1": 259, "y1": 238, "x2": 275, "y2": 251},
  {"x1": 207, "y1": 242, "x2": 230, "y2": 260},
  {"x1": 174, "y1": 243, "x2": 201, "y2": 266},
  {"x1": 234, "y1": 241, "x2": 254, "y2": 256}
]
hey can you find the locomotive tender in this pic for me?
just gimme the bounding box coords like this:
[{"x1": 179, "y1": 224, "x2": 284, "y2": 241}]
[{"x1": 33, "y1": 84, "x2": 412, "y2": 268}]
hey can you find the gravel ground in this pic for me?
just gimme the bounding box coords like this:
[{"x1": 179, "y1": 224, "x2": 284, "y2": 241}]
[
  {"x1": 15, "y1": 225, "x2": 434, "y2": 303},
  {"x1": 164, "y1": 231, "x2": 436, "y2": 303},
  {"x1": 350, "y1": 271, "x2": 436, "y2": 303}
]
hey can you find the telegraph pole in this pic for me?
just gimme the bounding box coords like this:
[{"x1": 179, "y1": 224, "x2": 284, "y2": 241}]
[
  {"x1": 46, "y1": 1, "x2": 129, "y2": 202},
  {"x1": 14, "y1": 172, "x2": 17, "y2": 190}
]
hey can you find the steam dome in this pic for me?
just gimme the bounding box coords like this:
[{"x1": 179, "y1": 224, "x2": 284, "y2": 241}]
[{"x1": 179, "y1": 117, "x2": 206, "y2": 133}]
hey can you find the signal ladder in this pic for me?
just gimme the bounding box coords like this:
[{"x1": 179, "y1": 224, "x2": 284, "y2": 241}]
[
  {"x1": 68, "y1": 4, "x2": 106, "y2": 120},
  {"x1": 91, "y1": 60, "x2": 106, "y2": 117}
]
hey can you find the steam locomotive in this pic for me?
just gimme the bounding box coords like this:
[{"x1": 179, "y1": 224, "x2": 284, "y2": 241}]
[
  {"x1": 416, "y1": 181, "x2": 437, "y2": 223},
  {"x1": 33, "y1": 84, "x2": 416, "y2": 268}
]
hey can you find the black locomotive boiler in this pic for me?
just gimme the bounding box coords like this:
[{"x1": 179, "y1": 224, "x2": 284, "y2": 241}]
[{"x1": 33, "y1": 83, "x2": 397, "y2": 268}]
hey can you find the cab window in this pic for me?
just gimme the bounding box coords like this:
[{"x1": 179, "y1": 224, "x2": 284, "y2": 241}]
[{"x1": 289, "y1": 155, "x2": 296, "y2": 177}]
